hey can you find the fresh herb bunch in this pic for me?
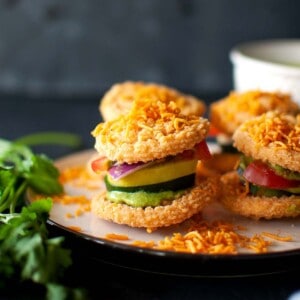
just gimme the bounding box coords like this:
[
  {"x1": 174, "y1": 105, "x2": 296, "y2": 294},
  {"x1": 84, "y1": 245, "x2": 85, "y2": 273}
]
[{"x1": 0, "y1": 132, "x2": 85, "y2": 300}]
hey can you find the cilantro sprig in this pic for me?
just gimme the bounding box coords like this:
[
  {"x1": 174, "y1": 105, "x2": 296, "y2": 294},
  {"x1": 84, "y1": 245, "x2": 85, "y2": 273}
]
[{"x1": 0, "y1": 132, "x2": 86, "y2": 300}]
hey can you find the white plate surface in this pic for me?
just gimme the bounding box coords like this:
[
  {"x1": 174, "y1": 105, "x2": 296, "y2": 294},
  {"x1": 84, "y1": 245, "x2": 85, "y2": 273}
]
[{"x1": 29, "y1": 148, "x2": 300, "y2": 257}]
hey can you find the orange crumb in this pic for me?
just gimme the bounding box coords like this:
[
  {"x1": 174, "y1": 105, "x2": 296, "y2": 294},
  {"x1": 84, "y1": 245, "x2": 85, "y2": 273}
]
[
  {"x1": 68, "y1": 226, "x2": 82, "y2": 232},
  {"x1": 65, "y1": 212, "x2": 73, "y2": 219},
  {"x1": 59, "y1": 165, "x2": 102, "y2": 190},
  {"x1": 105, "y1": 233, "x2": 129, "y2": 241},
  {"x1": 75, "y1": 208, "x2": 83, "y2": 217},
  {"x1": 262, "y1": 232, "x2": 293, "y2": 242},
  {"x1": 52, "y1": 194, "x2": 90, "y2": 206},
  {"x1": 127, "y1": 218, "x2": 291, "y2": 255},
  {"x1": 132, "y1": 240, "x2": 156, "y2": 248}
]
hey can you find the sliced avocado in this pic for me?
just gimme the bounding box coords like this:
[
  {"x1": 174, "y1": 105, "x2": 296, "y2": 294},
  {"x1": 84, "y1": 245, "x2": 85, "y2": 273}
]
[
  {"x1": 106, "y1": 190, "x2": 184, "y2": 207},
  {"x1": 107, "y1": 158, "x2": 198, "y2": 187},
  {"x1": 105, "y1": 174, "x2": 195, "y2": 193},
  {"x1": 272, "y1": 164, "x2": 300, "y2": 180}
]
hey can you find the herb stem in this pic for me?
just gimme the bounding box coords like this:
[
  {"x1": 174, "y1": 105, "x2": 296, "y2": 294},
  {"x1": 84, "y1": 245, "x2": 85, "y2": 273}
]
[
  {"x1": 11, "y1": 180, "x2": 28, "y2": 213},
  {"x1": 14, "y1": 132, "x2": 82, "y2": 149}
]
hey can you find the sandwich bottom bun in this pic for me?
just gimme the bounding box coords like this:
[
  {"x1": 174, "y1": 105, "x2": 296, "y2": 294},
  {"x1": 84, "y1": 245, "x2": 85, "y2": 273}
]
[
  {"x1": 220, "y1": 171, "x2": 300, "y2": 220},
  {"x1": 91, "y1": 177, "x2": 220, "y2": 230}
]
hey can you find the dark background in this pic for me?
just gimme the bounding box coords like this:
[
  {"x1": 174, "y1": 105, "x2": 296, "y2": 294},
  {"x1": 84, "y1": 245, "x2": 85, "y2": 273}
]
[
  {"x1": 1, "y1": 0, "x2": 300, "y2": 99},
  {"x1": 1, "y1": 0, "x2": 300, "y2": 154}
]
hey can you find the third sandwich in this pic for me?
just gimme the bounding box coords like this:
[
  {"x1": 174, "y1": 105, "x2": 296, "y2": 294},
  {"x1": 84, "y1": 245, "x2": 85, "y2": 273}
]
[{"x1": 220, "y1": 111, "x2": 300, "y2": 219}]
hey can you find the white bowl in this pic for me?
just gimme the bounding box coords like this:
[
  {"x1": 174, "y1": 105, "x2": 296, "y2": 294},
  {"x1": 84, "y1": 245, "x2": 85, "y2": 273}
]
[{"x1": 230, "y1": 39, "x2": 300, "y2": 104}]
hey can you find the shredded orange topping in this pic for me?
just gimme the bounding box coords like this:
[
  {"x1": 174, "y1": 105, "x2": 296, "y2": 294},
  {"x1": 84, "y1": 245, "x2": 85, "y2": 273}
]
[
  {"x1": 52, "y1": 194, "x2": 91, "y2": 207},
  {"x1": 211, "y1": 90, "x2": 299, "y2": 135},
  {"x1": 59, "y1": 165, "x2": 101, "y2": 190},
  {"x1": 128, "y1": 84, "x2": 194, "y2": 113},
  {"x1": 262, "y1": 232, "x2": 293, "y2": 242},
  {"x1": 240, "y1": 112, "x2": 300, "y2": 151},
  {"x1": 131, "y1": 217, "x2": 293, "y2": 254},
  {"x1": 222, "y1": 90, "x2": 298, "y2": 118},
  {"x1": 92, "y1": 89, "x2": 201, "y2": 141},
  {"x1": 51, "y1": 194, "x2": 91, "y2": 218}
]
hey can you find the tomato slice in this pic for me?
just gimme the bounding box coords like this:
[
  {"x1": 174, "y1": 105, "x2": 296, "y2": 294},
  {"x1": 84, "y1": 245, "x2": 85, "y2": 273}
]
[
  {"x1": 208, "y1": 125, "x2": 222, "y2": 137},
  {"x1": 194, "y1": 140, "x2": 212, "y2": 161},
  {"x1": 173, "y1": 141, "x2": 211, "y2": 161},
  {"x1": 243, "y1": 161, "x2": 300, "y2": 189},
  {"x1": 91, "y1": 156, "x2": 110, "y2": 174}
]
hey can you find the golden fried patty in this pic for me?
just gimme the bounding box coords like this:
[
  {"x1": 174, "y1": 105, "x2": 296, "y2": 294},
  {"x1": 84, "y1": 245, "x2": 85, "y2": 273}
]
[
  {"x1": 92, "y1": 177, "x2": 220, "y2": 229},
  {"x1": 220, "y1": 172, "x2": 300, "y2": 220},
  {"x1": 210, "y1": 90, "x2": 299, "y2": 136},
  {"x1": 92, "y1": 96, "x2": 210, "y2": 164},
  {"x1": 99, "y1": 81, "x2": 206, "y2": 121},
  {"x1": 233, "y1": 112, "x2": 300, "y2": 172}
]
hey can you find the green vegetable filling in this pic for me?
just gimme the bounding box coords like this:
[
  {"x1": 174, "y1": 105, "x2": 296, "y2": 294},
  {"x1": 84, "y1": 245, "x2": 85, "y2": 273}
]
[
  {"x1": 104, "y1": 173, "x2": 195, "y2": 207},
  {"x1": 107, "y1": 190, "x2": 185, "y2": 207},
  {"x1": 238, "y1": 155, "x2": 300, "y2": 197}
]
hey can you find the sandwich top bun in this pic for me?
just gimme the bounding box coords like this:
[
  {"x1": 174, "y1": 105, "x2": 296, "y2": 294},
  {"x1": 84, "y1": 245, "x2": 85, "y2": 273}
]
[
  {"x1": 99, "y1": 81, "x2": 206, "y2": 121},
  {"x1": 90, "y1": 91, "x2": 218, "y2": 230},
  {"x1": 210, "y1": 90, "x2": 299, "y2": 136},
  {"x1": 220, "y1": 111, "x2": 300, "y2": 220},
  {"x1": 203, "y1": 90, "x2": 299, "y2": 176},
  {"x1": 92, "y1": 94, "x2": 210, "y2": 164},
  {"x1": 233, "y1": 111, "x2": 300, "y2": 172}
]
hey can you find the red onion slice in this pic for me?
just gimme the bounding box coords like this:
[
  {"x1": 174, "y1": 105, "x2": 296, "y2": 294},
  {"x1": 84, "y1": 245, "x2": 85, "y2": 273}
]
[{"x1": 108, "y1": 161, "x2": 154, "y2": 180}]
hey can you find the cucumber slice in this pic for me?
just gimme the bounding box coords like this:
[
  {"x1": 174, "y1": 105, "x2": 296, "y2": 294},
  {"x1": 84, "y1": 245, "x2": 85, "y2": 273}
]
[
  {"x1": 272, "y1": 164, "x2": 300, "y2": 180},
  {"x1": 249, "y1": 184, "x2": 298, "y2": 197},
  {"x1": 249, "y1": 184, "x2": 288, "y2": 197},
  {"x1": 105, "y1": 174, "x2": 195, "y2": 193}
]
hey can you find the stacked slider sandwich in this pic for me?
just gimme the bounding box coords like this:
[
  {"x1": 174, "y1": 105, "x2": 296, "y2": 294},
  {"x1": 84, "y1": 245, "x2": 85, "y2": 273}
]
[
  {"x1": 90, "y1": 86, "x2": 219, "y2": 231},
  {"x1": 220, "y1": 111, "x2": 300, "y2": 219},
  {"x1": 197, "y1": 90, "x2": 300, "y2": 177}
]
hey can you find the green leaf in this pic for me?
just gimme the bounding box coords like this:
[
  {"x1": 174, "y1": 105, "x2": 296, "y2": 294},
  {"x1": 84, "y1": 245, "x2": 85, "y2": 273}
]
[
  {"x1": 0, "y1": 199, "x2": 73, "y2": 287},
  {"x1": 0, "y1": 169, "x2": 17, "y2": 212},
  {"x1": 14, "y1": 132, "x2": 83, "y2": 149},
  {"x1": 46, "y1": 283, "x2": 87, "y2": 300},
  {"x1": 24, "y1": 155, "x2": 63, "y2": 195},
  {"x1": 0, "y1": 132, "x2": 83, "y2": 297}
]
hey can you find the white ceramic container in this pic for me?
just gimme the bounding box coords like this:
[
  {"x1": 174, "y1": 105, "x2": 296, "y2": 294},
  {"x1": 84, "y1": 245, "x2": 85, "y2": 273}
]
[{"x1": 230, "y1": 39, "x2": 300, "y2": 104}]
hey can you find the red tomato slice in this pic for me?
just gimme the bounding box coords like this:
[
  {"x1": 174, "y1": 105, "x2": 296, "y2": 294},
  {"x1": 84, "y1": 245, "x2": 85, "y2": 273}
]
[
  {"x1": 243, "y1": 161, "x2": 300, "y2": 189},
  {"x1": 194, "y1": 140, "x2": 212, "y2": 161},
  {"x1": 208, "y1": 125, "x2": 222, "y2": 137},
  {"x1": 91, "y1": 156, "x2": 110, "y2": 174},
  {"x1": 177, "y1": 149, "x2": 195, "y2": 160},
  {"x1": 174, "y1": 141, "x2": 211, "y2": 161}
]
